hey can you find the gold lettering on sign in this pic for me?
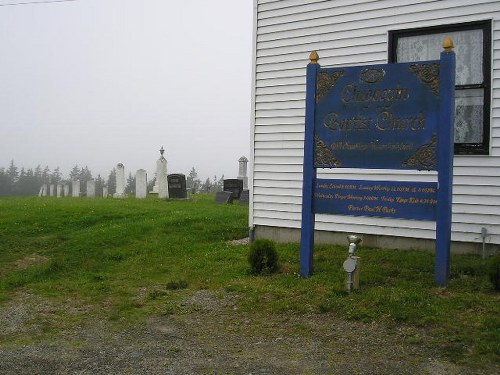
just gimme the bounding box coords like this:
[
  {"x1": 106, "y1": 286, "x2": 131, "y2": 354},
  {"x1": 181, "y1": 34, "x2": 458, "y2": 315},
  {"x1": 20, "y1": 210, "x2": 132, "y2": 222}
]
[
  {"x1": 376, "y1": 111, "x2": 426, "y2": 131},
  {"x1": 341, "y1": 84, "x2": 409, "y2": 108},
  {"x1": 323, "y1": 112, "x2": 372, "y2": 131}
]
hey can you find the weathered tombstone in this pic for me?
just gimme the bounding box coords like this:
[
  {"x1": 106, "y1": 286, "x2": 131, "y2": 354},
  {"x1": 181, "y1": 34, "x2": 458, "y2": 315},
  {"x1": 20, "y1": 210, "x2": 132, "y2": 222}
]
[
  {"x1": 136, "y1": 169, "x2": 147, "y2": 199},
  {"x1": 114, "y1": 163, "x2": 126, "y2": 198},
  {"x1": 56, "y1": 184, "x2": 63, "y2": 198},
  {"x1": 223, "y1": 179, "x2": 243, "y2": 199},
  {"x1": 151, "y1": 182, "x2": 159, "y2": 194},
  {"x1": 238, "y1": 156, "x2": 249, "y2": 190},
  {"x1": 215, "y1": 191, "x2": 233, "y2": 204},
  {"x1": 102, "y1": 186, "x2": 108, "y2": 198},
  {"x1": 156, "y1": 147, "x2": 169, "y2": 199},
  {"x1": 87, "y1": 180, "x2": 95, "y2": 198},
  {"x1": 72, "y1": 179, "x2": 80, "y2": 197},
  {"x1": 38, "y1": 184, "x2": 47, "y2": 197},
  {"x1": 239, "y1": 189, "x2": 250, "y2": 205},
  {"x1": 49, "y1": 184, "x2": 55, "y2": 197},
  {"x1": 63, "y1": 184, "x2": 70, "y2": 197},
  {"x1": 168, "y1": 173, "x2": 187, "y2": 199}
]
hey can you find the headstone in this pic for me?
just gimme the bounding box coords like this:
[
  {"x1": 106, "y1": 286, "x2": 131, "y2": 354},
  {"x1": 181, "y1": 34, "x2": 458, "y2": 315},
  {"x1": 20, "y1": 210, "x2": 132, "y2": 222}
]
[
  {"x1": 223, "y1": 179, "x2": 243, "y2": 199},
  {"x1": 136, "y1": 169, "x2": 147, "y2": 199},
  {"x1": 56, "y1": 184, "x2": 63, "y2": 198},
  {"x1": 239, "y1": 189, "x2": 249, "y2": 205},
  {"x1": 215, "y1": 191, "x2": 233, "y2": 204},
  {"x1": 157, "y1": 157, "x2": 169, "y2": 199},
  {"x1": 87, "y1": 180, "x2": 95, "y2": 198},
  {"x1": 150, "y1": 146, "x2": 165, "y2": 195},
  {"x1": 49, "y1": 184, "x2": 55, "y2": 197},
  {"x1": 168, "y1": 174, "x2": 187, "y2": 199},
  {"x1": 238, "y1": 156, "x2": 249, "y2": 190},
  {"x1": 63, "y1": 184, "x2": 70, "y2": 197},
  {"x1": 114, "y1": 163, "x2": 126, "y2": 198},
  {"x1": 72, "y1": 179, "x2": 80, "y2": 197},
  {"x1": 102, "y1": 186, "x2": 108, "y2": 198},
  {"x1": 38, "y1": 184, "x2": 47, "y2": 197}
]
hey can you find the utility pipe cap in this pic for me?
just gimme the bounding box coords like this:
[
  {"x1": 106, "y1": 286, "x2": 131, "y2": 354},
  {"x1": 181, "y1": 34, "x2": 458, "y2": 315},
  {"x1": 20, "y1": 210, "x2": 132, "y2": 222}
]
[{"x1": 343, "y1": 258, "x2": 357, "y2": 273}]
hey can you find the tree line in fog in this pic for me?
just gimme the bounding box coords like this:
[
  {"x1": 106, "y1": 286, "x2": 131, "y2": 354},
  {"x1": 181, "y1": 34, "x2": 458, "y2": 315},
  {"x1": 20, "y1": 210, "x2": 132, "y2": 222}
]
[{"x1": 0, "y1": 161, "x2": 224, "y2": 196}]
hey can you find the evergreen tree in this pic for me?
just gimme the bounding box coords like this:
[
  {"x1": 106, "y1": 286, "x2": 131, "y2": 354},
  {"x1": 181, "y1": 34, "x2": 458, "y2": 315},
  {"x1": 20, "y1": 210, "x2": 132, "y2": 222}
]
[
  {"x1": 51, "y1": 167, "x2": 62, "y2": 184},
  {"x1": 0, "y1": 168, "x2": 10, "y2": 196},
  {"x1": 69, "y1": 165, "x2": 80, "y2": 180},
  {"x1": 16, "y1": 168, "x2": 39, "y2": 196},
  {"x1": 107, "y1": 168, "x2": 116, "y2": 195},
  {"x1": 79, "y1": 166, "x2": 93, "y2": 195},
  {"x1": 95, "y1": 174, "x2": 105, "y2": 197},
  {"x1": 34, "y1": 165, "x2": 42, "y2": 179},
  {"x1": 147, "y1": 176, "x2": 156, "y2": 193},
  {"x1": 217, "y1": 175, "x2": 225, "y2": 192},
  {"x1": 187, "y1": 167, "x2": 201, "y2": 194},
  {"x1": 7, "y1": 160, "x2": 18, "y2": 184},
  {"x1": 201, "y1": 177, "x2": 212, "y2": 193},
  {"x1": 125, "y1": 172, "x2": 135, "y2": 195},
  {"x1": 42, "y1": 166, "x2": 51, "y2": 184}
]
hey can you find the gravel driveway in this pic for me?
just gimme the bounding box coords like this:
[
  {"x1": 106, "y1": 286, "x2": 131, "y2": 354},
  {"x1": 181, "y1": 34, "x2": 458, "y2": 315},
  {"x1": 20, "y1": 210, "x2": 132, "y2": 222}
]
[{"x1": 0, "y1": 289, "x2": 498, "y2": 375}]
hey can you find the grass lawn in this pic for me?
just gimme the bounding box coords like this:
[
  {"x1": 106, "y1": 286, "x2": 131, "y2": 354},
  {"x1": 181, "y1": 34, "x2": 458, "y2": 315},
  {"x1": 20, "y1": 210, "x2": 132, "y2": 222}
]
[{"x1": 0, "y1": 195, "x2": 499, "y2": 366}]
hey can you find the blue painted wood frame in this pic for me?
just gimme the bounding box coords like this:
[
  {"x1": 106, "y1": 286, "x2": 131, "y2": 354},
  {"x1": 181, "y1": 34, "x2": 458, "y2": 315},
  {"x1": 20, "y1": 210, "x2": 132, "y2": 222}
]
[
  {"x1": 435, "y1": 49, "x2": 456, "y2": 286},
  {"x1": 299, "y1": 60, "x2": 319, "y2": 278},
  {"x1": 299, "y1": 49, "x2": 455, "y2": 285}
]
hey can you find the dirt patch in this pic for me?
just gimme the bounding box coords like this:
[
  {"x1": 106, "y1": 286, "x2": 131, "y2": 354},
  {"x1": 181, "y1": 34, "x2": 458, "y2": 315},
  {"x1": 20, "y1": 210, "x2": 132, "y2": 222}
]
[
  {"x1": 0, "y1": 289, "x2": 497, "y2": 374},
  {"x1": 227, "y1": 237, "x2": 250, "y2": 246},
  {"x1": 14, "y1": 254, "x2": 49, "y2": 270}
]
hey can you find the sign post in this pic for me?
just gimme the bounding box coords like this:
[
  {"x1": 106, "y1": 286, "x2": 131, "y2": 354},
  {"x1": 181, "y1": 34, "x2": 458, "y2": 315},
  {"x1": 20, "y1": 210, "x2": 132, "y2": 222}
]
[
  {"x1": 435, "y1": 39, "x2": 456, "y2": 286},
  {"x1": 299, "y1": 40, "x2": 455, "y2": 285},
  {"x1": 300, "y1": 51, "x2": 320, "y2": 277}
]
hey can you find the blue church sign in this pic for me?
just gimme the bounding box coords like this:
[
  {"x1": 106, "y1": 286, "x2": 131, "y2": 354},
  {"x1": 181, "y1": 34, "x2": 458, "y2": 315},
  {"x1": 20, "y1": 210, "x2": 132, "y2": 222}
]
[
  {"x1": 300, "y1": 42, "x2": 456, "y2": 286},
  {"x1": 314, "y1": 63, "x2": 440, "y2": 171}
]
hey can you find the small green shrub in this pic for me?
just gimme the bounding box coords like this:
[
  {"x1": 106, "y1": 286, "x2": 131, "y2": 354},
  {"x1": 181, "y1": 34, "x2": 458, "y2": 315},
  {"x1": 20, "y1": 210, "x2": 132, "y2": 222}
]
[
  {"x1": 488, "y1": 256, "x2": 500, "y2": 291},
  {"x1": 248, "y1": 239, "x2": 279, "y2": 275}
]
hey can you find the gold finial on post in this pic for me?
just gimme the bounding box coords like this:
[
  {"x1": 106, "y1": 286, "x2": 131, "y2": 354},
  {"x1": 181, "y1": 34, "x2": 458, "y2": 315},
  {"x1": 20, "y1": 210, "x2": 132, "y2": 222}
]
[
  {"x1": 309, "y1": 50, "x2": 319, "y2": 64},
  {"x1": 443, "y1": 37, "x2": 454, "y2": 52}
]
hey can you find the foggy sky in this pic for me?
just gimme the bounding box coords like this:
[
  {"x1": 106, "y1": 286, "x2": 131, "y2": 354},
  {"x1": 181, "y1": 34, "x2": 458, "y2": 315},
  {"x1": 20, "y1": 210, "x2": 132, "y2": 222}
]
[{"x1": 0, "y1": 0, "x2": 253, "y2": 182}]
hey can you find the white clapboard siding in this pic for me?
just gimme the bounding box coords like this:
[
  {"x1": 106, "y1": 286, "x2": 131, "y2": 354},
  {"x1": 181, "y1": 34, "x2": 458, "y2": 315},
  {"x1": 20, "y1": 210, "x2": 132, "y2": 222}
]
[{"x1": 251, "y1": 0, "x2": 500, "y2": 245}]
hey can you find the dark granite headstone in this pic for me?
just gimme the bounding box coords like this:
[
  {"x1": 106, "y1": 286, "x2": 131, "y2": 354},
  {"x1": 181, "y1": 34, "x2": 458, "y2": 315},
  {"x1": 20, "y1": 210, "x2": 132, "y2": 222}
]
[
  {"x1": 223, "y1": 179, "x2": 243, "y2": 199},
  {"x1": 239, "y1": 189, "x2": 249, "y2": 205},
  {"x1": 167, "y1": 174, "x2": 187, "y2": 199},
  {"x1": 215, "y1": 191, "x2": 233, "y2": 204}
]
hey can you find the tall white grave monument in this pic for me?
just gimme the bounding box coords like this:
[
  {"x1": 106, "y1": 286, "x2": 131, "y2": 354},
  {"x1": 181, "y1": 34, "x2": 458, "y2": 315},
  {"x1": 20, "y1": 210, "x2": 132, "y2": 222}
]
[
  {"x1": 238, "y1": 156, "x2": 249, "y2": 190},
  {"x1": 136, "y1": 169, "x2": 147, "y2": 199},
  {"x1": 63, "y1": 184, "x2": 70, "y2": 197},
  {"x1": 56, "y1": 184, "x2": 63, "y2": 198},
  {"x1": 72, "y1": 179, "x2": 80, "y2": 197},
  {"x1": 87, "y1": 180, "x2": 95, "y2": 198},
  {"x1": 114, "y1": 163, "x2": 126, "y2": 198},
  {"x1": 102, "y1": 186, "x2": 108, "y2": 198},
  {"x1": 157, "y1": 146, "x2": 169, "y2": 199}
]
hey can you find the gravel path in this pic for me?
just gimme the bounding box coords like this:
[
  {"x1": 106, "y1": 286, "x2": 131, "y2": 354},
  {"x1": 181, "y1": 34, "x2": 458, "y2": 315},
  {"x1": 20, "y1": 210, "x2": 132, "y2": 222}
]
[{"x1": 0, "y1": 289, "x2": 498, "y2": 375}]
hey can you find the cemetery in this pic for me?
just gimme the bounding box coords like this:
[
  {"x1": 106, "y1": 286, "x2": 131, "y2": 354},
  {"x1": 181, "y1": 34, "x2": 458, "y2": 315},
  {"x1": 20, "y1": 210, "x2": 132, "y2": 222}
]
[
  {"x1": 1, "y1": 0, "x2": 500, "y2": 372},
  {"x1": 25, "y1": 149, "x2": 249, "y2": 204}
]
